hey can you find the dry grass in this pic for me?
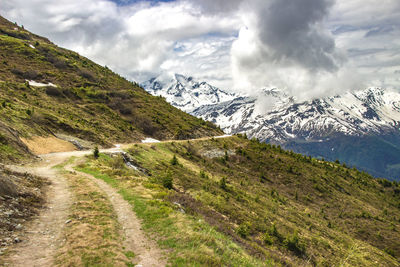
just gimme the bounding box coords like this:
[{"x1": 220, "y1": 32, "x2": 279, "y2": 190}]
[{"x1": 55, "y1": 170, "x2": 129, "y2": 266}]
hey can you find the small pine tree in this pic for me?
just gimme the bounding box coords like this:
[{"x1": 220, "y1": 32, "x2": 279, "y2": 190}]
[
  {"x1": 93, "y1": 146, "x2": 99, "y2": 159},
  {"x1": 162, "y1": 172, "x2": 173, "y2": 189},
  {"x1": 170, "y1": 154, "x2": 178, "y2": 165},
  {"x1": 219, "y1": 177, "x2": 227, "y2": 190}
]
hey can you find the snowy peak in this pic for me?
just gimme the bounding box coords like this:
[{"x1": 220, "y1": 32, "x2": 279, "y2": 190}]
[
  {"x1": 142, "y1": 74, "x2": 237, "y2": 112},
  {"x1": 143, "y1": 73, "x2": 400, "y2": 144},
  {"x1": 245, "y1": 88, "x2": 400, "y2": 143}
]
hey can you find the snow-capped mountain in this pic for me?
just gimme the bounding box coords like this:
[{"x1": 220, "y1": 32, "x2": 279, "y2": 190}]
[
  {"x1": 142, "y1": 74, "x2": 237, "y2": 112},
  {"x1": 244, "y1": 87, "x2": 400, "y2": 143},
  {"x1": 143, "y1": 74, "x2": 400, "y2": 143},
  {"x1": 142, "y1": 74, "x2": 400, "y2": 179}
]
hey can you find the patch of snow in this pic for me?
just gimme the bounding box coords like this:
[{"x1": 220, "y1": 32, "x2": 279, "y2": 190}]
[
  {"x1": 125, "y1": 161, "x2": 139, "y2": 170},
  {"x1": 27, "y1": 80, "x2": 57, "y2": 87},
  {"x1": 141, "y1": 138, "x2": 160, "y2": 143},
  {"x1": 214, "y1": 134, "x2": 232, "y2": 139},
  {"x1": 29, "y1": 44, "x2": 35, "y2": 49}
]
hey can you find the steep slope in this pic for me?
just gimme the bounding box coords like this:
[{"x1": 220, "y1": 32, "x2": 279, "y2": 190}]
[
  {"x1": 0, "y1": 17, "x2": 222, "y2": 162},
  {"x1": 80, "y1": 135, "x2": 400, "y2": 266}
]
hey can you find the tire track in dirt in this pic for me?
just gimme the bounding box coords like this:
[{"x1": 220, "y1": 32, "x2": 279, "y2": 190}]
[{"x1": 66, "y1": 163, "x2": 166, "y2": 267}]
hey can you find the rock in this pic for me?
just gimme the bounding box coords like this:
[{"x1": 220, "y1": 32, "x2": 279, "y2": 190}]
[
  {"x1": 15, "y1": 224, "x2": 22, "y2": 230},
  {"x1": 65, "y1": 219, "x2": 72, "y2": 224},
  {"x1": 173, "y1": 202, "x2": 185, "y2": 213},
  {"x1": 14, "y1": 237, "x2": 21, "y2": 243}
]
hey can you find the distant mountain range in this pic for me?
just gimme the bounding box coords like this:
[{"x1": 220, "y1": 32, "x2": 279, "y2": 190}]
[
  {"x1": 142, "y1": 74, "x2": 237, "y2": 112},
  {"x1": 143, "y1": 74, "x2": 400, "y2": 180}
]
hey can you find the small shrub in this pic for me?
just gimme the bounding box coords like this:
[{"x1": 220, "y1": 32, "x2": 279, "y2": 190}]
[
  {"x1": 79, "y1": 69, "x2": 96, "y2": 81},
  {"x1": 263, "y1": 232, "x2": 273, "y2": 245},
  {"x1": 199, "y1": 170, "x2": 208, "y2": 179},
  {"x1": 379, "y1": 179, "x2": 392, "y2": 188},
  {"x1": 283, "y1": 231, "x2": 306, "y2": 256},
  {"x1": 11, "y1": 68, "x2": 23, "y2": 77},
  {"x1": 45, "y1": 86, "x2": 63, "y2": 97},
  {"x1": 219, "y1": 177, "x2": 227, "y2": 190},
  {"x1": 237, "y1": 222, "x2": 250, "y2": 238},
  {"x1": 384, "y1": 247, "x2": 396, "y2": 257},
  {"x1": 53, "y1": 59, "x2": 68, "y2": 69},
  {"x1": 269, "y1": 224, "x2": 281, "y2": 240},
  {"x1": 162, "y1": 172, "x2": 173, "y2": 189},
  {"x1": 0, "y1": 133, "x2": 8, "y2": 144},
  {"x1": 93, "y1": 146, "x2": 99, "y2": 159},
  {"x1": 118, "y1": 105, "x2": 132, "y2": 115},
  {"x1": 170, "y1": 155, "x2": 178, "y2": 165},
  {"x1": 23, "y1": 70, "x2": 39, "y2": 80}
]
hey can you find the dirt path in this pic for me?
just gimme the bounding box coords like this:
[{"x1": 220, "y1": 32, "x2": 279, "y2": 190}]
[
  {"x1": 4, "y1": 145, "x2": 166, "y2": 266},
  {"x1": 67, "y1": 164, "x2": 166, "y2": 267},
  {"x1": 3, "y1": 135, "x2": 231, "y2": 266},
  {"x1": 5, "y1": 155, "x2": 72, "y2": 267}
]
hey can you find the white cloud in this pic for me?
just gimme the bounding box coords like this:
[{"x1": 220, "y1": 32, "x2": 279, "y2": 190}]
[
  {"x1": 1, "y1": 0, "x2": 239, "y2": 86},
  {"x1": 1, "y1": 0, "x2": 399, "y2": 101}
]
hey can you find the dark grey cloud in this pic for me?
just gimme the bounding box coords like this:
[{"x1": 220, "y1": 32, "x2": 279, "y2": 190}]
[{"x1": 257, "y1": 0, "x2": 341, "y2": 72}]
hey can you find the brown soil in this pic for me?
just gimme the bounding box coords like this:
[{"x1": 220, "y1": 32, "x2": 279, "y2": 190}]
[
  {"x1": 21, "y1": 136, "x2": 77, "y2": 155},
  {"x1": 4, "y1": 154, "x2": 72, "y2": 266}
]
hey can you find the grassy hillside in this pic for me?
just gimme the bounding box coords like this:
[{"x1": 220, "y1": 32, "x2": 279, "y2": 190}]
[
  {"x1": 0, "y1": 16, "x2": 222, "y2": 162},
  {"x1": 79, "y1": 135, "x2": 400, "y2": 266}
]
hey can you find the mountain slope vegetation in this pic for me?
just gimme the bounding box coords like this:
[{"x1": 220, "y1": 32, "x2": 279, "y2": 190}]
[
  {"x1": 80, "y1": 135, "x2": 400, "y2": 266},
  {"x1": 0, "y1": 16, "x2": 221, "y2": 162}
]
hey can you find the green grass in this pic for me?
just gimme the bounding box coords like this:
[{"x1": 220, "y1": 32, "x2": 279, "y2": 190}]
[
  {"x1": 75, "y1": 136, "x2": 400, "y2": 266},
  {"x1": 77, "y1": 154, "x2": 270, "y2": 267}
]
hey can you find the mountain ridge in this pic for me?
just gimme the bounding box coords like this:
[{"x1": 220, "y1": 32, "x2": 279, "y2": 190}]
[{"x1": 143, "y1": 74, "x2": 400, "y2": 179}]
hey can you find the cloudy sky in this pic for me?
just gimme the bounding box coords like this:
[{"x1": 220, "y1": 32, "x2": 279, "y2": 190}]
[{"x1": 1, "y1": 0, "x2": 399, "y2": 100}]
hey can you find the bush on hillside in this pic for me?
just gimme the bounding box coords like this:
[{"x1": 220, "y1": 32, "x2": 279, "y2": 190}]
[
  {"x1": 45, "y1": 86, "x2": 63, "y2": 97},
  {"x1": 162, "y1": 172, "x2": 173, "y2": 189},
  {"x1": 93, "y1": 146, "x2": 99, "y2": 159},
  {"x1": 283, "y1": 231, "x2": 306, "y2": 256}
]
